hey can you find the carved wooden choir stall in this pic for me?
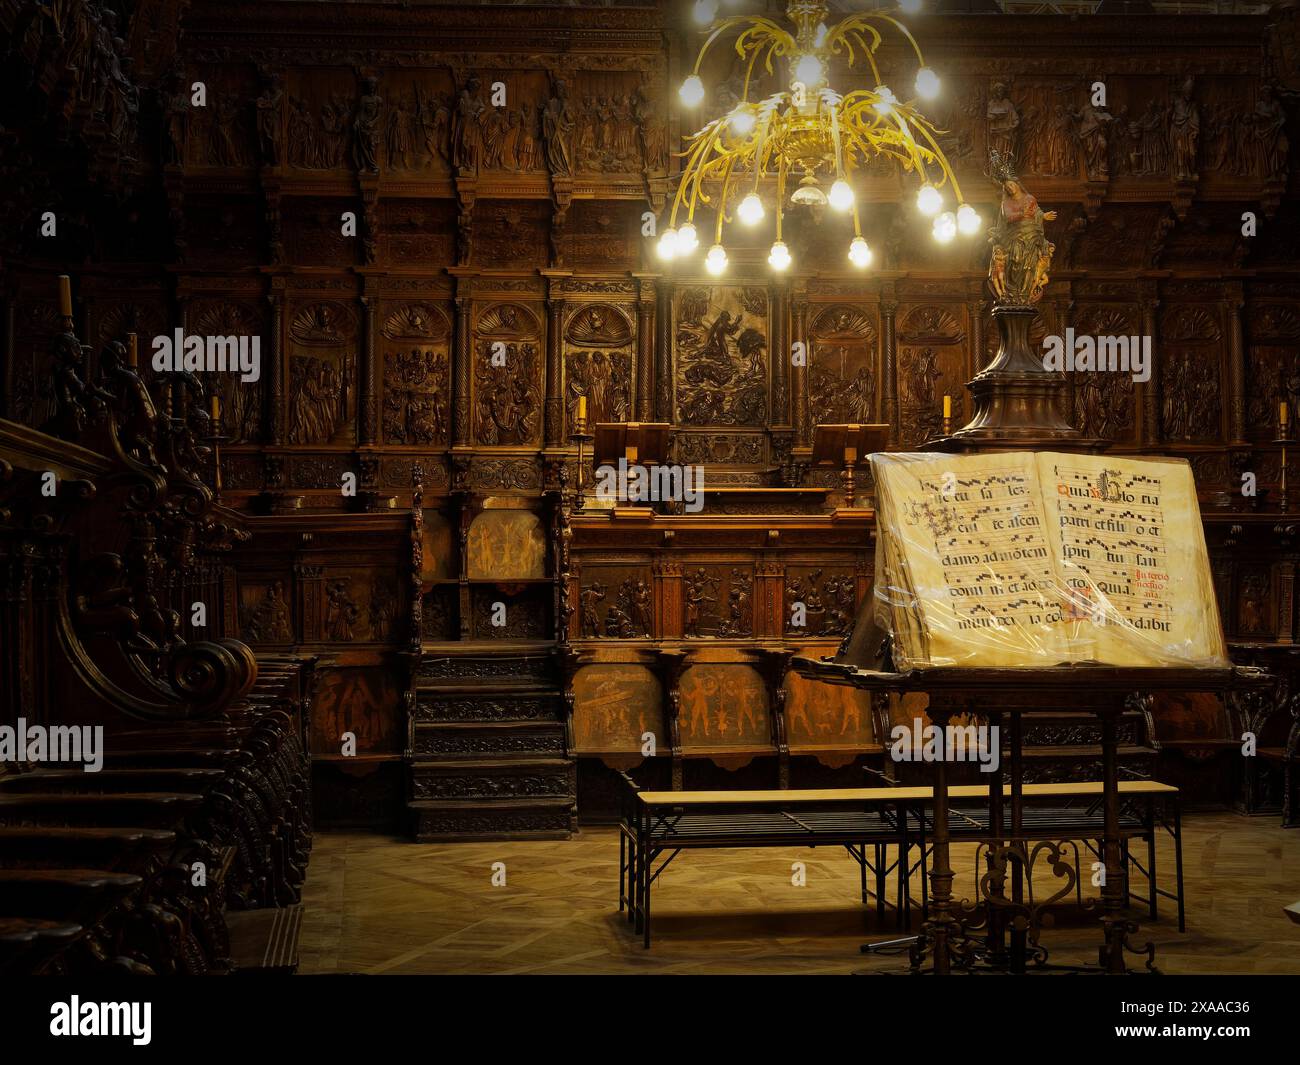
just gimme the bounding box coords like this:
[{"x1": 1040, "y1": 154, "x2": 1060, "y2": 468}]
[{"x1": 2, "y1": 0, "x2": 1299, "y2": 974}]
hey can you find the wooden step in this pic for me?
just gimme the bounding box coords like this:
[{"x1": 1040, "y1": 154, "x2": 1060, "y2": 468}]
[
  {"x1": 408, "y1": 798, "x2": 575, "y2": 842},
  {"x1": 412, "y1": 721, "x2": 565, "y2": 759}
]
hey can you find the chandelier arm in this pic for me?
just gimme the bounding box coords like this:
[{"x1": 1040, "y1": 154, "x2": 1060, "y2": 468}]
[
  {"x1": 833, "y1": 12, "x2": 926, "y2": 69},
  {"x1": 670, "y1": 131, "x2": 718, "y2": 226},
  {"x1": 906, "y1": 113, "x2": 966, "y2": 204},
  {"x1": 691, "y1": 17, "x2": 795, "y2": 77},
  {"x1": 715, "y1": 157, "x2": 737, "y2": 243},
  {"x1": 686, "y1": 121, "x2": 731, "y2": 222},
  {"x1": 776, "y1": 151, "x2": 788, "y2": 242}
]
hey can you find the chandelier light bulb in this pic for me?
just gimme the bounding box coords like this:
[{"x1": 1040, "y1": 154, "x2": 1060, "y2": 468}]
[
  {"x1": 872, "y1": 86, "x2": 896, "y2": 115},
  {"x1": 814, "y1": 22, "x2": 829, "y2": 47},
  {"x1": 957, "y1": 203, "x2": 981, "y2": 235},
  {"x1": 729, "y1": 107, "x2": 757, "y2": 136},
  {"x1": 676, "y1": 221, "x2": 700, "y2": 254},
  {"x1": 656, "y1": 228, "x2": 678, "y2": 261},
  {"x1": 794, "y1": 54, "x2": 824, "y2": 87},
  {"x1": 679, "y1": 75, "x2": 705, "y2": 107},
  {"x1": 933, "y1": 211, "x2": 957, "y2": 244},
  {"x1": 916, "y1": 183, "x2": 942, "y2": 216},
  {"x1": 768, "y1": 240, "x2": 792, "y2": 271},
  {"x1": 737, "y1": 192, "x2": 765, "y2": 226},
  {"x1": 828, "y1": 179, "x2": 855, "y2": 212},
  {"x1": 900, "y1": 0, "x2": 923, "y2": 14},
  {"x1": 693, "y1": 0, "x2": 718, "y2": 26},
  {"x1": 705, "y1": 243, "x2": 728, "y2": 275},
  {"x1": 915, "y1": 67, "x2": 940, "y2": 100},
  {"x1": 848, "y1": 237, "x2": 873, "y2": 268}
]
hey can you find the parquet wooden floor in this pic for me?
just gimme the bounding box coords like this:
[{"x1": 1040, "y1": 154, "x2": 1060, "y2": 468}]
[{"x1": 297, "y1": 812, "x2": 1300, "y2": 975}]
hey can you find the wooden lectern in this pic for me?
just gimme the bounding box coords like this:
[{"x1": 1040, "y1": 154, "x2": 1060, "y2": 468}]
[
  {"x1": 593, "y1": 422, "x2": 673, "y2": 515},
  {"x1": 811, "y1": 423, "x2": 890, "y2": 510}
]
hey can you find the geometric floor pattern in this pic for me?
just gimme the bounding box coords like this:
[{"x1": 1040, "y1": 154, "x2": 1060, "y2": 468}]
[{"x1": 298, "y1": 813, "x2": 1300, "y2": 975}]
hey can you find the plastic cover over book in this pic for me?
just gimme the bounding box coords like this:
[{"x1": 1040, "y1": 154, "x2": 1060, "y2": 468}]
[{"x1": 870, "y1": 450, "x2": 1229, "y2": 671}]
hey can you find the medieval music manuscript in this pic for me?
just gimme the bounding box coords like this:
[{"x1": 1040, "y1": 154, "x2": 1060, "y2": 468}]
[{"x1": 871, "y1": 451, "x2": 1227, "y2": 670}]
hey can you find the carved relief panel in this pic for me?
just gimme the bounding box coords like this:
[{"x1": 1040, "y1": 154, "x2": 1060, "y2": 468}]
[
  {"x1": 238, "y1": 579, "x2": 295, "y2": 644},
  {"x1": 1246, "y1": 303, "x2": 1300, "y2": 442},
  {"x1": 473, "y1": 302, "x2": 543, "y2": 446},
  {"x1": 809, "y1": 304, "x2": 879, "y2": 427},
  {"x1": 188, "y1": 298, "x2": 266, "y2": 444},
  {"x1": 673, "y1": 285, "x2": 769, "y2": 427},
  {"x1": 679, "y1": 564, "x2": 753, "y2": 639},
  {"x1": 572, "y1": 71, "x2": 652, "y2": 175},
  {"x1": 286, "y1": 299, "x2": 359, "y2": 445},
  {"x1": 564, "y1": 303, "x2": 633, "y2": 437},
  {"x1": 473, "y1": 201, "x2": 550, "y2": 269},
  {"x1": 784, "y1": 647, "x2": 876, "y2": 756},
  {"x1": 783, "y1": 566, "x2": 858, "y2": 639},
  {"x1": 380, "y1": 303, "x2": 450, "y2": 447},
  {"x1": 188, "y1": 65, "x2": 257, "y2": 168},
  {"x1": 286, "y1": 68, "x2": 356, "y2": 171},
  {"x1": 379, "y1": 68, "x2": 456, "y2": 173},
  {"x1": 896, "y1": 304, "x2": 967, "y2": 447},
  {"x1": 1068, "y1": 303, "x2": 1139, "y2": 444},
  {"x1": 382, "y1": 200, "x2": 457, "y2": 265},
  {"x1": 1160, "y1": 304, "x2": 1224, "y2": 442},
  {"x1": 565, "y1": 203, "x2": 640, "y2": 269},
  {"x1": 577, "y1": 565, "x2": 654, "y2": 639}
]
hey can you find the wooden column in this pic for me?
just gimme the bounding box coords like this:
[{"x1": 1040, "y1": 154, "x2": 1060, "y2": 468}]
[
  {"x1": 358, "y1": 281, "x2": 379, "y2": 445},
  {"x1": 655, "y1": 279, "x2": 672, "y2": 423},
  {"x1": 791, "y1": 283, "x2": 809, "y2": 448},
  {"x1": 882, "y1": 289, "x2": 899, "y2": 446},
  {"x1": 543, "y1": 271, "x2": 569, "y2": 448},
  {"x1": 267, "y1": 286, "x2": 285, "y2": 445},
  {"x1": 452, "y1": 274, "x2": 472, "y2": 448},
  {"x1": 1142, "y1": 292, "x2": 1160, "y2": 446},
  {"x1": 772, "y1": 280, "x2": 790, "y2": 427},
  {"x1": 634, "y1": 274, "x2": 656, "y2": 421},
  {"x1": 1228, "y1": 287, "x2": 1247, "y2": 446}
]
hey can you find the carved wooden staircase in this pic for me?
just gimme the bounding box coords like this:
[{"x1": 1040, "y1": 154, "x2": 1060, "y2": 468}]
[{"x1": 407, "y1": 645, "x2": 575, "y2": 841}]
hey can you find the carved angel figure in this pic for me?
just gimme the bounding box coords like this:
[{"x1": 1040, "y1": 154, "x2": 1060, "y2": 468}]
[{"x1": 986, "y1": 154, "x2": 1057, "y2": 307}]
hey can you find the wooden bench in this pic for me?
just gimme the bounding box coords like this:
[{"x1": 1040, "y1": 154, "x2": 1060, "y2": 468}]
[{"x1": 619, "y1": 778, "x2": 1182, "y2": 948}]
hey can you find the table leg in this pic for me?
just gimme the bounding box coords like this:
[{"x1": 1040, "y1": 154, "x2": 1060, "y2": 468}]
[
  {"x1": 920, "y1": 708, "x2": 955, "y2": 975},
  {"x1": 985, "y1": 710, "x2": 1007, "y2": 964},
  {"x1": 1009, "y1": 710, "x2": 1026, "y2": 974},
  {"x1": 1097, "y1": 708, "x2": 1153, "y2": 972}
]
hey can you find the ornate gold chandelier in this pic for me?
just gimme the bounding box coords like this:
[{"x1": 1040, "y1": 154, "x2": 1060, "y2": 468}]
[{"x1": 660, "y1": 0, "x2": 980, "y2": 274}]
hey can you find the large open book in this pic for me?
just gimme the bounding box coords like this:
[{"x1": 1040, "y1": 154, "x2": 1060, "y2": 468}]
[{"x1": 871, "y1": 451, "x2": 1228, "y2": 670}]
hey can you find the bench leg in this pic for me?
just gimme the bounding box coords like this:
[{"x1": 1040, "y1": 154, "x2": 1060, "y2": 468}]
[
  {"x1": 1147, "y1": 823, "x2": 1158, "y2": 922},
  {"x1": 1174, "y1": 801, "x2": 1185, "y2": 934},
  {"x1": 642, "y1": 847, "x2": 652, "y2": 949},
  {"x1": 875, "y1": 843, "x2": 886, "y2": 922}
]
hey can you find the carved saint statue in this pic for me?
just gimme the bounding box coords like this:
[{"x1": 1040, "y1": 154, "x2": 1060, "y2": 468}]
[
  {"x1": 986, "y1": 154, "x2": 1057, "y2": 307},
  {"x1": 543, "y1": 78, "x2": 576, "y2": 178},
  {"x1": 986, "y1": 82, "x2": 1020, "y2": 161},
  {"x1": 352, "y1": 76, "x2": 383, "y2": 173},
  {"x1": 256, "y1": 73, "x2": 285, "y2": 168},
  {"x1": 1169, "y1": 76, "x2": 1199, "y2": 182}
]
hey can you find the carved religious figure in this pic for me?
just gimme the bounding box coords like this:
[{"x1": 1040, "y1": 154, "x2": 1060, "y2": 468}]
[
  {"x1": 543, "y1": 78, "x2": 576, "y2": 178},
  {"x1": 1074, "y1": 97, "x2": 1115, "y2": 181},
  {"x1": 353, "y1": 76, "x2": 383, "y2": 173},
  {"x1": 256, "y1": 73, "x2": 284, "y2": 168},
  {"x1": 986, "y1": 82, "x2": 1020, "y2": 161},
  {"x1": 453, "y1": 76, "x2": 485, "y2": 172},
  {"x1": 986, "y1": 155, "x2": 1057, "y2": 306},
  {"x1": 1254, "y1": 83, "x2": 1289, "y2": 181},
  {"x1": 1169, "y1": 77, "x2": 1199, "y2": 181}
]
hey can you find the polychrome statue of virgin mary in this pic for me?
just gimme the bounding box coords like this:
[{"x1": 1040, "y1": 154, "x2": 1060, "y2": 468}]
[{"x1": 986, "y1": 152, "x2": 1057, "y2": 307}]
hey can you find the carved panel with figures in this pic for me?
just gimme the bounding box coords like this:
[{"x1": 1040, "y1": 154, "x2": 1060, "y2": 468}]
[
  {"x1": 287, "y1": 300, "x2": 359, "y2": 445},
  {"x1": 809, "y1": 304, "x2": 879, "y2": 427},
  {"x1": 473, "y1": 302, "x2": 543, "y2": 447},
  {"x1": 380, "y1": 303, "x2": 450, "y2": 447},
  {"x1": 673, "y1": 285, "x2": 769, "y2": 428},
  {"x1": 564, "y1": 303, "x2": 633, "y2": 437}
]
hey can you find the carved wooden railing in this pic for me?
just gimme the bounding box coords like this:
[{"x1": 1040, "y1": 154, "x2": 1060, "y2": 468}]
[{"x1": 1, "y1": 301, "x2": 255, "y2": 728}]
